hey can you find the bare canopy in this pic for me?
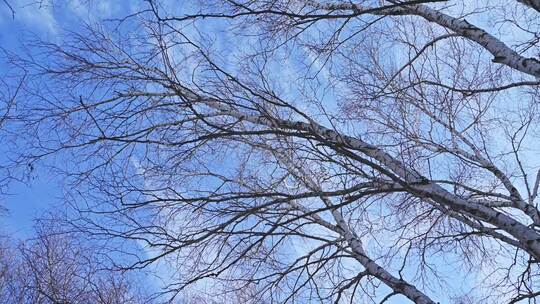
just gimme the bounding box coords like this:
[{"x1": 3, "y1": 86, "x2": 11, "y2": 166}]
[{"x1": 4, "y1": 0, "x2": 540, "y2": 303}]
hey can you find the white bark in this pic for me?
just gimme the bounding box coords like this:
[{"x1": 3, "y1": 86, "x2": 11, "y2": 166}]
[
  {"x1": 303, "y1": 0, "x2": 540, "y2": 78},
  {"x1": 123, "y1": 88, "x2": 540, "y2": 266},
  {"x1": 275, "y1": 152, "x2": 437, "y2": 304},
  {"x1": 409, "y1": 4, "x2": 540, "y2": 78},
  {"x1": 142, "y1": 87, "x2": 540, "y2": 261},
  {"x1": 191, "y1": 93, "x2": 540, "y2": 258}
]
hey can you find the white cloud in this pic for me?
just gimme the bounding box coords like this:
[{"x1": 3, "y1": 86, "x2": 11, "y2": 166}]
[{"x1": 1, "y1": 0, "x2": 58, "y2": 34}]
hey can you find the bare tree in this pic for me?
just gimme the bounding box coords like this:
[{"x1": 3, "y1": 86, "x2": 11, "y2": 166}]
[
  {"x1": 0, "y1": 72, "x2": 25, "y2": 197},
  {"x1": 0, "y1": 222, "x2": 152, "y2": 304},
  {"x1": 5, "y1": 0, "x2": 540, "y2": 303}
]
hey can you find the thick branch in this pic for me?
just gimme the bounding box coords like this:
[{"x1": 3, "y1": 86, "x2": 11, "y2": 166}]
[
  {"x1": 305, "y1": 0, "x2": 540, "y2": 78},
  {"x1": 276, "y1": 152, "x2": 437, "y2": 304},
  {"x1": 160, "y1": 87, "x2": 540, "y2": 259}
]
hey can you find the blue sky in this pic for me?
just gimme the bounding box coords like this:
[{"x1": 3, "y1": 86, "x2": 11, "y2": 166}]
[
  {"x1": 0, "y1": 0, "x2": 147, "y2": 236},
  {"x1": 1, "y1": 1, "x2": 60, "y2": 237},
  {"x1": 0, "y1": 1, "x2": 494, "y2": 303},
  {"x1": 0, "y1": 7, "x2": 162, "y2": 301}
]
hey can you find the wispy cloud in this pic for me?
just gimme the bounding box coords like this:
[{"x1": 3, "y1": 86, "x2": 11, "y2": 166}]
[{"x1": 0, "y1": 0, "x2": 58, "y2": 34}]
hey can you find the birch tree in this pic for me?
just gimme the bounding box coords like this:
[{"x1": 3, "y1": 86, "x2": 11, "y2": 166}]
[
  {"x1": 0, "y1": 224, "x2": 151, "y2": 304},
  {"x1": 5, "y1": 0, "x2": 540, "y2": 303}
]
